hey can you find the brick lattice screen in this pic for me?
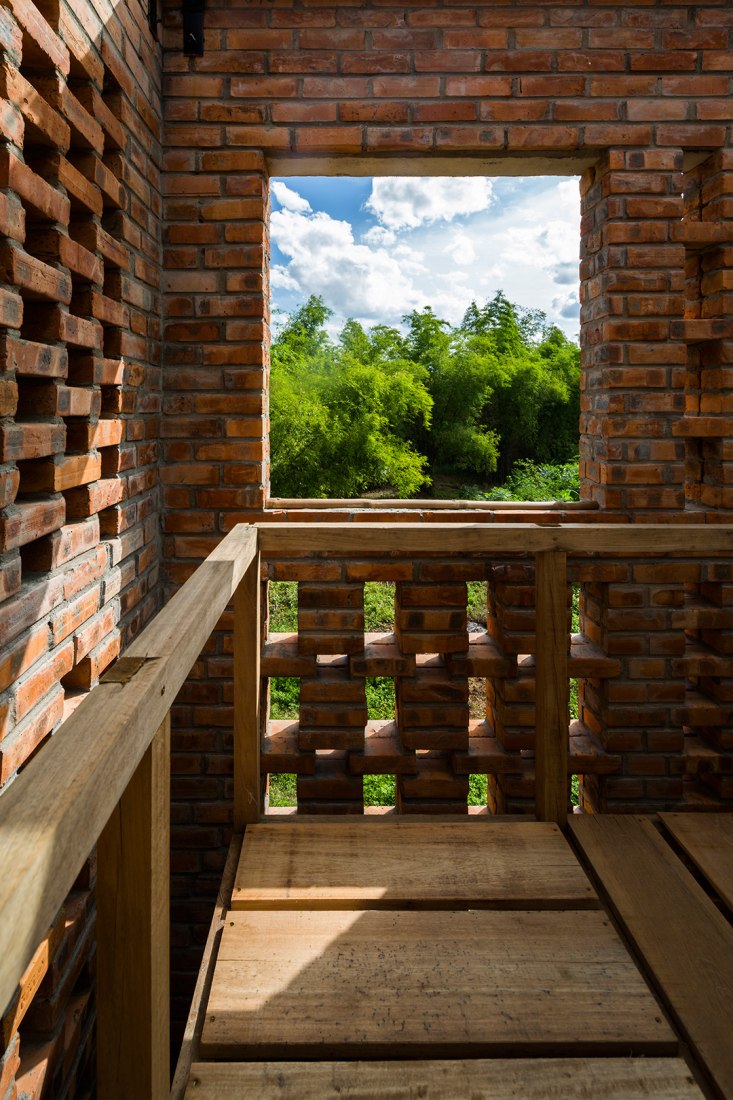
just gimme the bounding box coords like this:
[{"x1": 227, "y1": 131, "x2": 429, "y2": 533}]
[{"x1": 0, "y1": 0, "x2": 161, "y2": 1094}]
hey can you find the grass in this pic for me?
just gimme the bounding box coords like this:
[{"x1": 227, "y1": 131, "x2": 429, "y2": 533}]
[
  {"x1": 268, "y1": 580, "x2": 298, "y2": 632},
  {"x1": 364, "y1": 581, "x2": 395, "y2": 631},
  {"x1": 268, "y1": 773, "x2": 297, "y2": 807},
  {"x1": 366, "y1": 676, "x2": 395, "y2": 720},
  {"x1": 467, "y1": 580, "x2": 487, "y2": 626}
]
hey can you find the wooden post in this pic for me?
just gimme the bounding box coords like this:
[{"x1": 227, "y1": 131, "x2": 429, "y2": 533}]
[
  {"x1": 97, "y1": 713, "x2": 170, "y2": 1100},
  {"x1": 234, "y1": 551, "x2": 262, "y2": 829},
  {"x1": 535, "y1": 550, "x2": 569, "y2": 826}
]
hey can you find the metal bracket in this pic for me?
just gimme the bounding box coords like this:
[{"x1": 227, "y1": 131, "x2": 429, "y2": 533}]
[{"x1": 183, "y1": 0, "x2": 206, "y2": 56}]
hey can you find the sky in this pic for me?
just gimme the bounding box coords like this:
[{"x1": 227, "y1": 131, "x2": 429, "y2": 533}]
[{"x1": 269, "y1": 175, "x2": 581, "y2": 341}]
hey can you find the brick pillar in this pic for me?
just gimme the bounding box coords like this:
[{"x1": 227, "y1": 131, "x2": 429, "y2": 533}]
[
  {"x1": 485, "y1": 563, "x2": 536, "y2": 814},
  {"x1": 580, "y1": 149, "x2": 686, "y2": 516},
  {"x1": 579, "y1": 564, "x2": 688, "y2": 813},
  {"x1": 163, "y1": 150, "x2": 268, "y2": 590},
  {"x1": 394, "y1": 579, "x2": 469, "y2": 813},
  {"x1": 578, "y1": 150, "x2": 690, "y2": 813},
  {"x1": 296, "y1": 581, "x2": 366, "y2": 813},
  {"x1": 676, "y1": 150, "x2": 733, "y2": 800}
]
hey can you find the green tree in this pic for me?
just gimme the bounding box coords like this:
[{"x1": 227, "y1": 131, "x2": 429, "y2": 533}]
[
  {"x1": 270, "y1": 296, "x2": 432, "y2": 497},
  {"x1": 269, "y1": 290, "x2": 580, "y2": 499}
]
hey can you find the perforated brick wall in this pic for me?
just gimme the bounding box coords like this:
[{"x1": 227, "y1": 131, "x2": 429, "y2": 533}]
[{"x1": 0, "y1": 0, "x2": 161, "y2": 1094}]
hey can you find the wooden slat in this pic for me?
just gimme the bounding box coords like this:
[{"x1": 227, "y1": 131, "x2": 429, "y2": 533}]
[
  {"x1": 0, "y1": 524, "x2": 257, "y2": 1020},
  {"x1": 234, "y1": 551, "x2": 262, "y2": 828},
  {"x1": 170, "y1": 834, "x2": 242, "y2": 1100},
  {"x1": 535, "y1": 549, "x2": 568, "y2": 824},
  {"x1": 200, "y1": 909, "x2": 675, "y2": 1059},
  {"x1": 269, "y1": 497, "x2": 596, "y2": 510},
  {"x1": 570, "y1": 814, "x2": 733, "y2": 1100},
  {"x1": 231, "y1": 821, "x2": 598, "y2": 910},
  {"x1": 97, "y1": 715, "x2": 170, "y2": 1100},
  {"x1": 257, "y1": 522, "x2": 733, "y2": 557},
  {"x1": 185, "y1": 1058, "x2": 705, "y2": 1099},
  {"x1": 660, "y1": 812, "x2": 733, "y2": 916}
]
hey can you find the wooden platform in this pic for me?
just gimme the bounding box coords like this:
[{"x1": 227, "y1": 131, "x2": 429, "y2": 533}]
[{"x1": 178, "y1": 816, "x2": 733, "y2": 1099}]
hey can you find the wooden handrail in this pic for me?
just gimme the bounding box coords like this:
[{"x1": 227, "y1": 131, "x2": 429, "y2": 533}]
[
  {"x1": 268, "y1": 497, "x2": 598, "y2": 510},
  {"x1": 0, "y1": 524, "x2": 257, "y2": 1028},
  {"x1": 257, "y1": 521, "x2": 733, "y2": 556}
]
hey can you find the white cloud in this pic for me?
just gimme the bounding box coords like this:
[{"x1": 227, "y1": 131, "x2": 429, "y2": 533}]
[
  {"x1": 270, "y1": 207, "x2": 427, "y2": 323},
  {"x1": 271, "y1": 180, "x2": 312, "y2": 214},
  {"x1": 553, "y1": 288, "x2": 580, "y2": 320},
  {"x1": 366, "y1": 177, "x2": 493, "y2": 230},
  {"x1": 552, "y1": 261, "x2": 579, "y2": 285},
  {"x1": 270, "y1": 265, "x2": 301, "y2": 290},
  {"x1": 445, "y1": 229, "x2": 476, "y2": 266},
  {"x1": 361, "y1": 225, "x2": 396, "y2": 247}
]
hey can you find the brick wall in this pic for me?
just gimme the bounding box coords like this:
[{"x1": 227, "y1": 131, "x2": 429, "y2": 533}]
[
  {"x1": 159, "y1": 0, "x2": 733, "y2": 1038},
  {"x1": 0, "y1": 0, "x2": 162, "y2": 1095}
]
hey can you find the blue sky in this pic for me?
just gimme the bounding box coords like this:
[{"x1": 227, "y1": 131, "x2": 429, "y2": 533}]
[{"x1": 270, "y1": 175, "x2": 581, "y2": 340}]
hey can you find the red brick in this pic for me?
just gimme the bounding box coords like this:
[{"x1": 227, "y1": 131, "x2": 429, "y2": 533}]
[
  {"x1": 0, "y1": 686, "x2": 63, "y2": 783},
  {"x1": 0, "y1": 496, "x2": 65, "y2": 552},
  {"x1": 15, "y1": 640, "x2": 73, "y2": 720},
  {"x1": 22, "y1": 516, "x2": 99, "y2": 572}
]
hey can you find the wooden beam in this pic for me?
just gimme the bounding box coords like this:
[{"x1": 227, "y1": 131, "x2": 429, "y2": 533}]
[
  {"x1": 170, "y1": 834, "x2": 242, "y2": 1100},
  {"x1": 234, "y1": 551, "x2": 262, "y2": 828},
  {"x1": 268, "y1": 498, "x2": 597, "y2": 511},
  {"x1": 97, "y1": 715, "x2": 170, "y2": 1100},
  {"x1": 570, "y1": 815, "x2": 733, "y2": 1100},
  {"x1": 535, "y1": 550, "x2": 568, "y2": 825},
  {"x1": 256, "y1": 522, "x2": 733, "y2": 557},
  {"x1": 0, "y1": 524, "x2": 257, "y2": 1021}
]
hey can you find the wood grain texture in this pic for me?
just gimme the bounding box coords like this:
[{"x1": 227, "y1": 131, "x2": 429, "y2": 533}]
[
  {"x1": 0, "y1": 523, "x2": 256, "y2": 1022},
  {"x1": 231, "y1": 821, "x2": 598, "y2": 910},
  {"x1": 257, "y1": 522, "x2": 733, "y2": 557},
  {"x1": 535, "y1": 550, "x2": 568, "y2": 824},
  {"x1": 570, "y1": 814, "x2": 733, "y2": 1100},
  {"x1": 200, "y1": 909, "x2": 675, "y2": 1059},
  {"x1": 184, "y1": 1058, "x2": 704, "y2": 1100},
  {"x1": 97, "y1": 716, "x2": 170, "y2": 1100},
  {"x1": 660, "y1": 813, "x2": 733, "y2": 917},
  {"x1": 171, "y1": 834, "x2": 242, "y2": 1100},
  {"x1": 234, "y1": 552, "x2": 261, "y2": 828}
]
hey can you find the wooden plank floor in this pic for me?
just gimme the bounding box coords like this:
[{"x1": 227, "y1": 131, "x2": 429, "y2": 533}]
[
  {"x1": 231, "y1": 820, "x2": 599, "y2": 909},
  {"x1": 184, "y1": 1057, "x2": 706, "y2": 1099},
  {"x1": 660, "y1": 812, "x2": 733, "y2": 916},
  {"x1": 181, "y1": 817, "x2": 725, "y2": 1099},
  {"x1": 570, "y1": 814, "x2": 733, "y2": 1100},
  {"x1": 200, "y1": 907, "x2": 674, "y2": 1059}
]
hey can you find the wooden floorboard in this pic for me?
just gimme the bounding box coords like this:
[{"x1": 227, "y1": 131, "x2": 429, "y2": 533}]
[
  {"x1": 200, "y1": 909, "x2": 675, "y2": 1060},
  {"x1": 660, "y1": 812, "x2": 733, "y2": 917},
  {"x1": 185, "y1": 1058, "x2": 705, "y2": 1099},
  {"x1": 570, "y1": 814, "x2": 733, "y2": 1100},
  {"x1": 232, "y1": 821, "x2": 598, "y2": 910}
]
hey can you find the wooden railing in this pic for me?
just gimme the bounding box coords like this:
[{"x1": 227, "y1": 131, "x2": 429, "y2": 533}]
[
  {"x1": 0, "y1": 521, "x2": 732, "y2": 1098},
  {"x1": 0, "y1": 524, "x2": 257, "y2": 1100}
]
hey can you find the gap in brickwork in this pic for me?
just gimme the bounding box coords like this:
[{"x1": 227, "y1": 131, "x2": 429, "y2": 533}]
[{"x1": 268, "y1": 174, "x2": 581, "y2": 505}]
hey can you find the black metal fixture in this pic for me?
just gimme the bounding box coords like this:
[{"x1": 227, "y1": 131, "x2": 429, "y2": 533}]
[{"x1": 183, "y1": 0, "x2": 206, "y2": 56}]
